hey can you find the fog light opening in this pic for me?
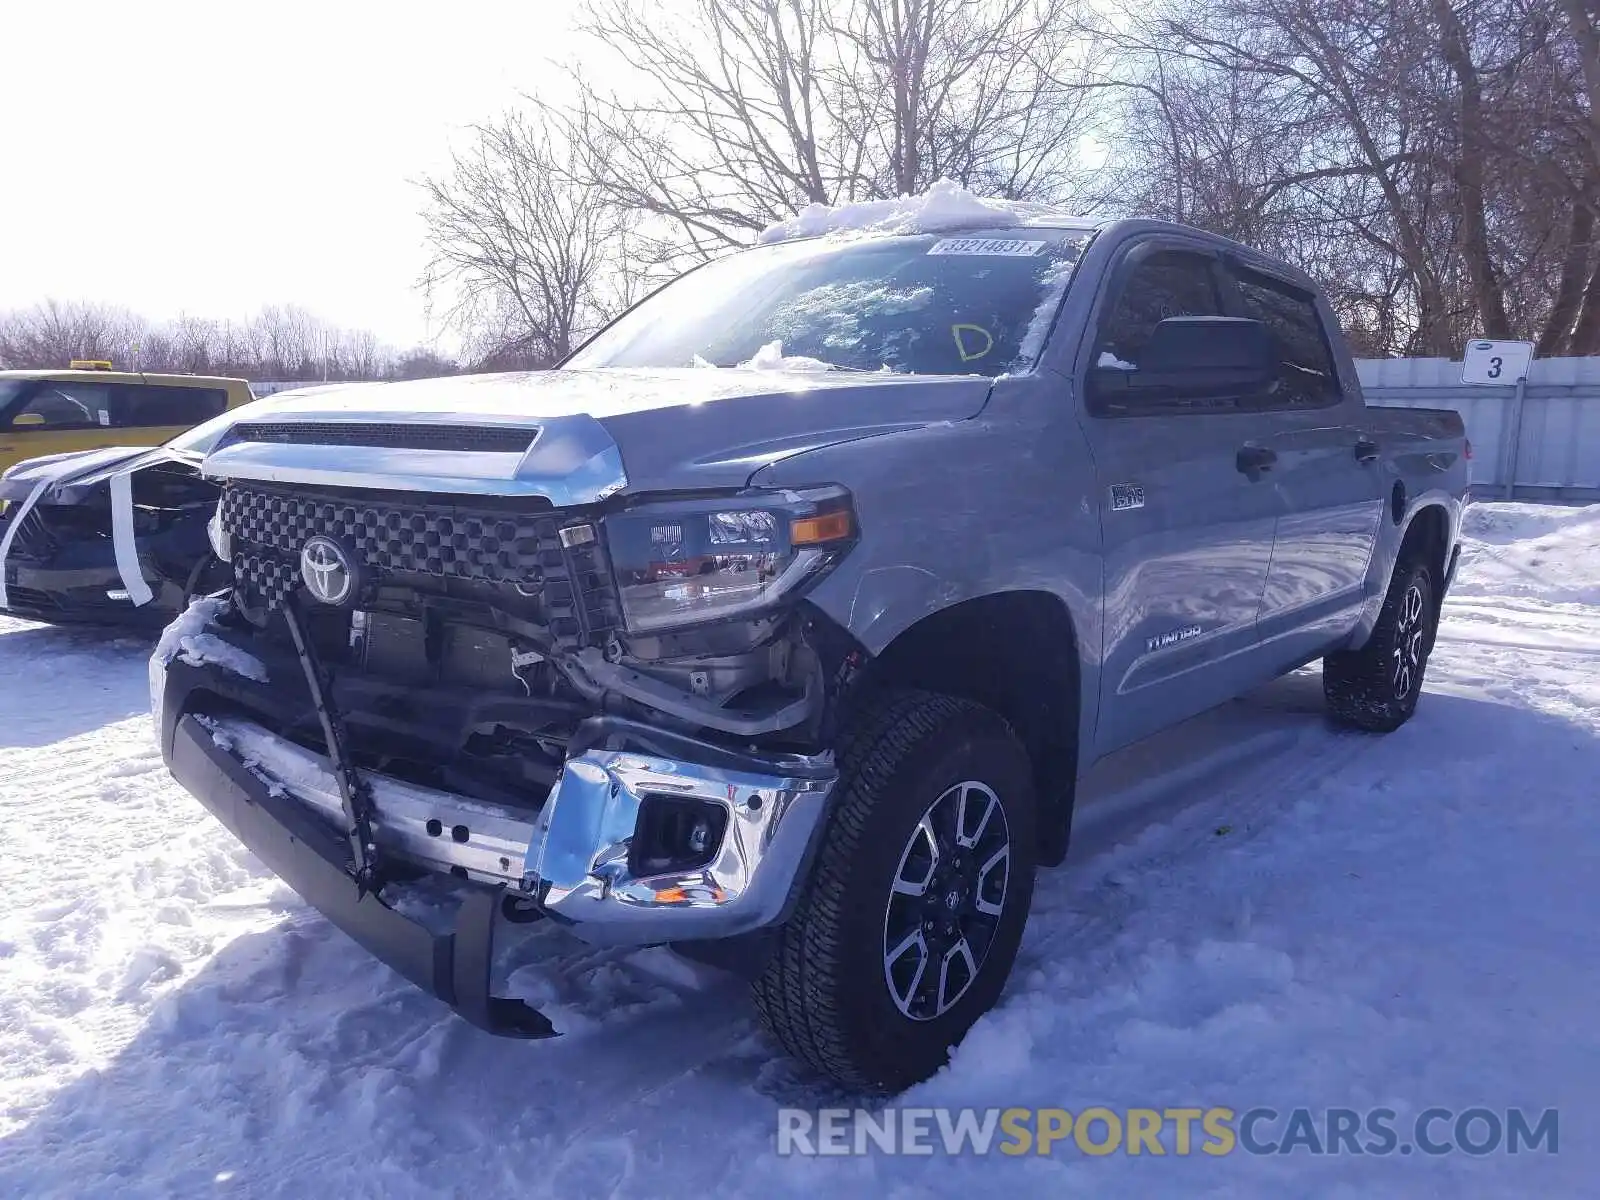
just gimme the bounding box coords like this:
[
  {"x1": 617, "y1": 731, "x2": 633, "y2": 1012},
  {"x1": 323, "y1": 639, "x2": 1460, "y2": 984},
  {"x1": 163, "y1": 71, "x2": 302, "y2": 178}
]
[{"x1": 628, "y1": 794, "x2": 730, "y2": 878}]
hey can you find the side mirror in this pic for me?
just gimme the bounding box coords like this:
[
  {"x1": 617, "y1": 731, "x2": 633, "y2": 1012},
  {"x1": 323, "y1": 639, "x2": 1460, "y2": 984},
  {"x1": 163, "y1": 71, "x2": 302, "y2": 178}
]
[{"x1": 1093, "y1": 316, "x2": 1277, "y2": 405}]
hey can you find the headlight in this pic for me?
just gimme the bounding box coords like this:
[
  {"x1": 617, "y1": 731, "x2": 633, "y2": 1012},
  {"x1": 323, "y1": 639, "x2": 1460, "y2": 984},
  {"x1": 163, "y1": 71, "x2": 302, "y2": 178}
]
[
  {"x1": 206, "y1": 499, "x2": 231, "y2": 562},
  {"x1": 601, "y1": 488, "x2": 856, "y2": 633}
]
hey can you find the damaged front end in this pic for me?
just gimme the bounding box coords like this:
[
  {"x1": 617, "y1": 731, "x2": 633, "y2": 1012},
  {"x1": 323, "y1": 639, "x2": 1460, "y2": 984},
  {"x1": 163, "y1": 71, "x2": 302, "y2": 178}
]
[
  {"x1": 154, "y1": 417, "x2": 863, "y2": 1036},
  {"x1": 0, "y1": 452, "x2": 224, "y2": 623}
]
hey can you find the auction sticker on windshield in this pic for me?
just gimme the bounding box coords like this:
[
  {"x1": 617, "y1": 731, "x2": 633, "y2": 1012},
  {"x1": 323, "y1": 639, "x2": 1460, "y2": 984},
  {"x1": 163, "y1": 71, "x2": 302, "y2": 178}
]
[{"x1": 926, "y1": 238, "x2": 1048, "y2": 256}]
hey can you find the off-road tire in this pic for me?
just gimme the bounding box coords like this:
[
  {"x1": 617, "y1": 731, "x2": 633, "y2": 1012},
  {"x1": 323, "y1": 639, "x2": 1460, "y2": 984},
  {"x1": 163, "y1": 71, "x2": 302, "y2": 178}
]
[
  {"x1": 1324, "y1": 556, "x2": 1438, "y2": 733},
  {"x1": 751, "y1": 688, "x2": 1037, "y2": 1093}
]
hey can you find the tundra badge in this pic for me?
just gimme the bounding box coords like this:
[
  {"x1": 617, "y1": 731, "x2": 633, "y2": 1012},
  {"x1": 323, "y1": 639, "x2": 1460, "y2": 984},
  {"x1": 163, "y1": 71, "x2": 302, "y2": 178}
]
[{"x1": 1146, "y1": 624, "x2": 1203, "y2": 653}]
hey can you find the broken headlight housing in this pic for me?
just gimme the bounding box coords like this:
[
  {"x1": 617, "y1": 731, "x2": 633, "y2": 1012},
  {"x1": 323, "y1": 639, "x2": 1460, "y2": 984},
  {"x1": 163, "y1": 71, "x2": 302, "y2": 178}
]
[{"x1": 601, "y1": 487, "x2": 856, "y2": 633}]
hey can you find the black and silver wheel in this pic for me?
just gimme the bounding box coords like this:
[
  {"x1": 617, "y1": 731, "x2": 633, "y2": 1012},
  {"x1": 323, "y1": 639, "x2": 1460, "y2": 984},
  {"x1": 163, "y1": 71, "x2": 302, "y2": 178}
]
[
  {"x1": 883, "y1": 780, "x2": 1012, "y2": 1021},
  {"x1": 1324, "y1": 556, "x2": 1437, "y2": 732},
  {"x1": 751, "y1": 689, "x2": 1037, "y2": 1093},
  {"x1": 1389, "y1": 579, "x2": 1428, "y2": 700}
]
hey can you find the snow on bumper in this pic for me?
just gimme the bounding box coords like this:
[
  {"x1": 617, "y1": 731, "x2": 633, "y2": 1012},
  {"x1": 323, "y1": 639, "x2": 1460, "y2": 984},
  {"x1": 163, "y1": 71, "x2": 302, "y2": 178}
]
[{"x1": 150, "y1": 597, "x2": 269, "y2": 736}]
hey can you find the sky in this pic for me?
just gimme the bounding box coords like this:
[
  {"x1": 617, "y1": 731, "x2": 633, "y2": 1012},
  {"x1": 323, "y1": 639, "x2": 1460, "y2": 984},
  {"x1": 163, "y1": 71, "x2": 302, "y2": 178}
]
[{"x1": 0, "y1": 0, "x2": 599, "y2": 350}]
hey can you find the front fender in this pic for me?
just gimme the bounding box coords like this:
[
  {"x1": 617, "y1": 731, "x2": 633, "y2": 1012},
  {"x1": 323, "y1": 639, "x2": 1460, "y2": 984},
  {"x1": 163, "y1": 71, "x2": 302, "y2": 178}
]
[{"x1": 749, "y1": 374, "x2": 1105, "y2": 757}]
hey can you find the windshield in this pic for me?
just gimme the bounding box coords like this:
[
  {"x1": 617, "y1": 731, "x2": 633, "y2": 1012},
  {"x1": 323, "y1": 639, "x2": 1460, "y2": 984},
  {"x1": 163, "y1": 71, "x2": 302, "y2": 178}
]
[{"x1": 567, "y1": 227, "x2": 1095, "y2": 377}]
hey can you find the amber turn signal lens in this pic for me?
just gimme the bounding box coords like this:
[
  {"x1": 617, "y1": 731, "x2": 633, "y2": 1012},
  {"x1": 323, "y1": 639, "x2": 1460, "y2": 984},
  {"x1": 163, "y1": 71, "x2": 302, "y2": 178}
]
[{"x1": 790, "y1": 509, "x2": 854, "y2": 545}]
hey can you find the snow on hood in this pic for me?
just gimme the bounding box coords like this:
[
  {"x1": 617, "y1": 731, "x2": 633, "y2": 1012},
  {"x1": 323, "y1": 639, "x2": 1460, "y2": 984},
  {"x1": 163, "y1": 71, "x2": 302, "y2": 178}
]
[{"x1": 757, "y1": 180, "x2": 1091, "y2": 245}]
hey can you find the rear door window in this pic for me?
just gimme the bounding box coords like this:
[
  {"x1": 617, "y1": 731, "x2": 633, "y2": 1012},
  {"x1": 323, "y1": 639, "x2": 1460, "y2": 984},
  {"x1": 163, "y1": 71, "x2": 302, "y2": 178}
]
[
  {"x1": 5, "y1": 381, "x2": 113, "y2": 429},
  {"x1": 112, "y1": 385, "x2": 228, "y2": 429},
  {"x1": 1228, "y1": 268, "x2": 1339, "y2": 408}
]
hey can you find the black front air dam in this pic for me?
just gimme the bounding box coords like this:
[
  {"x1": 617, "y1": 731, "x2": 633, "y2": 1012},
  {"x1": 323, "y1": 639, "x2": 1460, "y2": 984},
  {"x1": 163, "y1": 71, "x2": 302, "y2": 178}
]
[{"x1": 162, "y1": 708, "x2": 555, "y2": 1039}]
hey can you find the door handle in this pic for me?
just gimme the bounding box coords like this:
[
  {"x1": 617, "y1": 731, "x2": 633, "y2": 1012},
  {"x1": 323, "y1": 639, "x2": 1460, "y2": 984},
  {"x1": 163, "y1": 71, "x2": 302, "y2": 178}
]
[
  {"x1": 1354, "y1": 438, "x2": 1380, "y2": 463},
  {"x1": 1236, "y1": 445, "x2": 1277, "y2": 476}
]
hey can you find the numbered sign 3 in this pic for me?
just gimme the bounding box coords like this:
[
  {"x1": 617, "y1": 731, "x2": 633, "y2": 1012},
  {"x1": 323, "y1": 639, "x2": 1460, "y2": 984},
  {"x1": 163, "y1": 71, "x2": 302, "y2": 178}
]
[{"x1": 1461, "y1": 339, "x2": 1533, "y2": 385}]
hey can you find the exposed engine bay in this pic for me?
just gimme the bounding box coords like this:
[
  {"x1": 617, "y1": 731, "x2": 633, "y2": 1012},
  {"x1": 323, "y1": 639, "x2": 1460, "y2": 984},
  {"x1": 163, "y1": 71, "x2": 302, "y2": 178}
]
[{"x1": 205, "y1": 479, "x2": 861, "y2": 814}]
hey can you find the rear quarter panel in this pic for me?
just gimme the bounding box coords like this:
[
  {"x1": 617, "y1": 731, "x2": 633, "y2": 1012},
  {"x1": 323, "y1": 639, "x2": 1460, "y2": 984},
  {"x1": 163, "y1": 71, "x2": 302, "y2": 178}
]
[{"x1": 1346, "y1": 398, "x2": 1469, "y2": 651}]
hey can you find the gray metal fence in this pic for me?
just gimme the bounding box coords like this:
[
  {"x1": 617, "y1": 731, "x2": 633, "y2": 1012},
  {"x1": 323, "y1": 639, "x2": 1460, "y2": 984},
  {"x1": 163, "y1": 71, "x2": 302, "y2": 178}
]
[{"x1": 1358, "y1": 356, "x2": 1600, "y2": 502}]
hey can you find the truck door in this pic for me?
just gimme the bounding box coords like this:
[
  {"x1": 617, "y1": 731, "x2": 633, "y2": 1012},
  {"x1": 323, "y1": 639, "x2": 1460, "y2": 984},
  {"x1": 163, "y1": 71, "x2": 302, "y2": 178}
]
[
  {"x1": 1224, "y1": 264, "x2": 1385, "y2": 665},
  {"x1": 1078, "y1": 242, "x2": 1282, "y2": 753}
]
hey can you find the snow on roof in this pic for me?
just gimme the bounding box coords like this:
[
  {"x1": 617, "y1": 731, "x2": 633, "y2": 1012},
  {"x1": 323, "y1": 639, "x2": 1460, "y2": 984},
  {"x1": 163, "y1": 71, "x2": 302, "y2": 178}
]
[{"x1": 757, "y1": 180, "x2": 1093, "y2": 245}]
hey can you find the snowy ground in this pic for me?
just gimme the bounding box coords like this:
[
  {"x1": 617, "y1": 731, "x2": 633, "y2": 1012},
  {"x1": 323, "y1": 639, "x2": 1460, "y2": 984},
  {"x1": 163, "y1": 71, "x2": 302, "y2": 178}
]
[{"x1": 1, "y1": 502, "x2": 1597, "y2": 1198}]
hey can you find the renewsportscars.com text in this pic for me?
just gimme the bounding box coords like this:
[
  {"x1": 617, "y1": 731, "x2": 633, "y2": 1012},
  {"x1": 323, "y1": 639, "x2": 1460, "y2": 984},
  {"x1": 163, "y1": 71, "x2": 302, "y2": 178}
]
[{"x1": 776, "y1": 1106, "x2": 1559, "y2": 1158}]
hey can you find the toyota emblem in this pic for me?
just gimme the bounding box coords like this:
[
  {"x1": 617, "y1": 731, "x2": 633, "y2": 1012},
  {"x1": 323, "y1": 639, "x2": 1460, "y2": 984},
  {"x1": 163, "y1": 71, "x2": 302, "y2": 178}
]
[{"x1": 299, "y1": 536, "x2": 358, "y2": 606}]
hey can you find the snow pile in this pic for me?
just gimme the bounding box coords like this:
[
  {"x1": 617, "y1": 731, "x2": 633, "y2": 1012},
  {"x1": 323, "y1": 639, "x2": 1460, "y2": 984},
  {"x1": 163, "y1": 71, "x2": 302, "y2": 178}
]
[
  {"x1": 734, "y1": 340, "x2": 839, "y2": 372},
  {"x1": 1453, "y1": 502, "x2": 1600, "y2": 607},
  {"x1": 758, "y1": 180, "x2": 1086, "y2": 245}
]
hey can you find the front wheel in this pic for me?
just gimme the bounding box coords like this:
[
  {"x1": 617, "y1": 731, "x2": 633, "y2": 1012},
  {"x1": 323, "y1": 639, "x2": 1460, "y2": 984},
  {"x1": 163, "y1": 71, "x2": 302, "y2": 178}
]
[
  {"x1": 751, "y1": 689, "x2": 1037, "y2": 1093},
  {"x1": 1324, "y1": 557, "x2": 1437, "y2": 732}
]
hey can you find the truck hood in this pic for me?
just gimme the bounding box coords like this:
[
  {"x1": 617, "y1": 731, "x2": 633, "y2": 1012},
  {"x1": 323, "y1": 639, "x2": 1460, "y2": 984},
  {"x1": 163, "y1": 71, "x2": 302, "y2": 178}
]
[
  {"x1": 199, "y1": 368, "x2": 994, "y2": 500},
  {"x1": 0, "y1": 445, "x2": 193, "y2": 504}
]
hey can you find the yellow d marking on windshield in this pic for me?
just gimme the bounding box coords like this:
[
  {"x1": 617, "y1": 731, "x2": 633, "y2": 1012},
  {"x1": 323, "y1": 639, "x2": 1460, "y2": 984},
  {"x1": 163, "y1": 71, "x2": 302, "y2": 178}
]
[{"x1": 952, "y1": 324, "x2": 994, "y2": 362}]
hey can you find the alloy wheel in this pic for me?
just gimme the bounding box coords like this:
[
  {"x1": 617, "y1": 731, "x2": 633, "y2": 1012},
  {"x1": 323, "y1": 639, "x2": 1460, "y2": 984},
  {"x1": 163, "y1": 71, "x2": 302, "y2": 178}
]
[
  {"x1": 882, "y1": 780, "x2": 1012, "y2": 1021},
  {"x1": 1390, "y1": 581, "x2": 1427, "y2": 700}
]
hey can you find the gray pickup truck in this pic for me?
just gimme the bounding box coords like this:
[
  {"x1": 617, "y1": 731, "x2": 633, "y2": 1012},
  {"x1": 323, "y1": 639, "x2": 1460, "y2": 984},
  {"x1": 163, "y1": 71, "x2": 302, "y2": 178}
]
[{"x1": 152, "y1": 215, "x2": 1468, "y2": 1092}]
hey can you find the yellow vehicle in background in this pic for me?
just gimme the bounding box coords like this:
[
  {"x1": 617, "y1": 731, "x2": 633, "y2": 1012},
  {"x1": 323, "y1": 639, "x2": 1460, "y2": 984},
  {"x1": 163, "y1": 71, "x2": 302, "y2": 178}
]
[{"x1": 0, "y1": 363, "x2": 253, "y2": 474}]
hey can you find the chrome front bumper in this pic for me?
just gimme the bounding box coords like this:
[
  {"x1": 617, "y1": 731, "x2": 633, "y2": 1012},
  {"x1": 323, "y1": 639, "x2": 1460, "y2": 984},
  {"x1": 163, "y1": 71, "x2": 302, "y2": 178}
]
[
  {"x1": 190, "y1": 709, "x2": 836, "y2": 947},
  {"x1": 529, "y1": 743, "x2": 835, "y2": 944}
]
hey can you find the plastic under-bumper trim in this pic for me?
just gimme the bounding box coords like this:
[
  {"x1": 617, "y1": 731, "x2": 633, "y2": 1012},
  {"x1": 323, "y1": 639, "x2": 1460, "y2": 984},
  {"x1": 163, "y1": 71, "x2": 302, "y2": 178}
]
[{"x1": 164, "y1": 711, "x2": 556, "y2": 1039}]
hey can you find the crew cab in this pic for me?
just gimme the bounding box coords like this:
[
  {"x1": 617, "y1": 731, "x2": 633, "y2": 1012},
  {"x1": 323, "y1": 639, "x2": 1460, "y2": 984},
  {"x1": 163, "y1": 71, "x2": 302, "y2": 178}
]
[{"x1": 151, "y1": 205, "x2": 1468, "y2": 1092}]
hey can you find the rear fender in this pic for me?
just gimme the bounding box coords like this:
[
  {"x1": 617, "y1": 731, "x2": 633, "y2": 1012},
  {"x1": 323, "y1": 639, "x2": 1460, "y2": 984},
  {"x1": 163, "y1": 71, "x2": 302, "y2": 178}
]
[{"x1": 1343, "y1": 493, "x2": 1461, "y2": 652}]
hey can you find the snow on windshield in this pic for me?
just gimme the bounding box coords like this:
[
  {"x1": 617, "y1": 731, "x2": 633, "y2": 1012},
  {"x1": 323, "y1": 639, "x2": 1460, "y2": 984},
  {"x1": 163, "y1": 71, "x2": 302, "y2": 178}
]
[
  {"x1": 567, "y1": 228, "x2": 1094, "y2": 377},
  {"x1": 734, "y1": 341, "x2": 839, "y2": 372}
]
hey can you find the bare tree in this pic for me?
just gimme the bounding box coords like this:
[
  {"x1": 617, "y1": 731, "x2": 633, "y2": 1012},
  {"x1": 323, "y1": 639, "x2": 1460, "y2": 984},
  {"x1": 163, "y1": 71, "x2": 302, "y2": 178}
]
[
  {"x1": 0, "y1": 300, "x2": 143, "y2": 367},
  {"x1": 564, "y1": 0, "x2": 1104, "y2": 266},
  {"x1": 420, "y1": 106, "x2": 639, "y2": 369},
  {"x1": 0, "y1": 300, "x2": 448, "y2": 381},
  {"x1": 1103, "y1": 0, "x2": 1600, "y2": 356}
]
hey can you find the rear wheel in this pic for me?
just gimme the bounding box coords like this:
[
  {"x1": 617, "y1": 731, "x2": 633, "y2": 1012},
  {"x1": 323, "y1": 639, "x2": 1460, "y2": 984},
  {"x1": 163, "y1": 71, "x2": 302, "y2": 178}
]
[
  {"x1": 1324, "y1": 557, "x2": 1437, "y2": 732},
  {"x1": 751, "y1": 689, "x2": 1037, "y2": 1093}
]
